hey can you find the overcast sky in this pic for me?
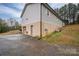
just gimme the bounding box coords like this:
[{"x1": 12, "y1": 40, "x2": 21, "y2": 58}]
[
  {"x1": 0, "y1": 3, "x2": 65, "y2": 20},
  {"x1": 49, "y1": 3, "x2": 65, "y2": 9}
]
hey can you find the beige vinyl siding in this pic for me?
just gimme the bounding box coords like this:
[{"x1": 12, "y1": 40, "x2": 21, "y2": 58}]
[
  {"x1": 22, "y1": 22, "x2": 40, "y2": 36},
  {"x1": 21, "y1": 3, "x2": 64, "y2": 37},
  {"x1": 21, "y1": 4, "x2": 40, "y2": 25},
  {"x1": 21, "y1": 4, "x2": 41, "y2": 36},
  {"x1": 42, "y1": 4, "x2": 63, "y2": 36},
  {"x1": 42, "y1": 5, "x2": 63, "y2": 27}
]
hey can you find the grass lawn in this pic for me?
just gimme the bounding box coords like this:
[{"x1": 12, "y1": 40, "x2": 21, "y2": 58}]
[{"x1": 42, "y1": 24, "x2": 79, "y2": 46}]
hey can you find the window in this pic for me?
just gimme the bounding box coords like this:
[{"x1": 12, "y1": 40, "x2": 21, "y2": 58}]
[
  {"x1": 26, "y1": 18, "x2": 28, "y2": 20},
  {"x1": 23, "y1": 26, "x2": 26, "y2": 33},
  {"x1": 31, "y1": 25, "x2": 33, "y2": 27},
  {"x1": 22, "y1": 18, "x2": 28, "y2": 24},
  {"x1": 26, "y1": 31, "x2": 28, "y2": 34},
  {"x1": 23, "y1": 26, "x2": 28, "y2": 34},
  {"x1": 45, "y1": 29, "x2": 48, "y2": 31},
  {"x1": 44, "y1": 28, "x2": 48, "y2": 34},
  {"x1": 23, "y1": 26, "x2": 26, "y2": 29},
  {"x1": 30, "y1": 25, "x2": 33, "y2": 35},
  {"x1": 47, "y1": 10, "x2": 49, "y2": 16},
  {"x1": 23, "y1": 26, "x2": 26, "y2": 31}
]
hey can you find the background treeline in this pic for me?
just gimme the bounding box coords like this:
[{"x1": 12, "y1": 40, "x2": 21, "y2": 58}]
[
  {"x1": 0, "y1": 18, "x2": 21, "y2": 33},
  {"x1": 54, "y1": 3, "x2": 79, "y2": 24}
]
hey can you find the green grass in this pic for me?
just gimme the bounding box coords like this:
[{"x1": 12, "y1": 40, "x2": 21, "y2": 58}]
[
  {"x1": 43, "y1": 31, "x2": 62, "y2": 44},
  {"x1": 42, "y1": 24, "x2": 79, "y2": 46}
]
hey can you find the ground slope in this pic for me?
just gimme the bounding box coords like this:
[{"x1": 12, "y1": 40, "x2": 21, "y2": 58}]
[
  {"x1": 43, "y1": 24, "x2": 79, "y2": 46},
  {"x1": 0, "y1": 24, "x2": 79, "y2": 55}
]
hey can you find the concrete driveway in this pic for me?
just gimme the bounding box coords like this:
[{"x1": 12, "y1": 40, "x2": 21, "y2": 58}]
[{"x1": 0, "y1": 34, "x2": 79, "y2": 56}]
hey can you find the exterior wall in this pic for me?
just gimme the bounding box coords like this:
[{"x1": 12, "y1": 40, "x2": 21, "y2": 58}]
[
  {"x1": 21, "y1": 4, "x2": 41, "y2": 36},
  {"x1": 22, "y1": 22, "x2": 40, "y2": 36},
  {"x1": 21, "y1": 4, "x2": 40, "y2": 25},
  {"x1": 41, "y1": 4, "x2": 64, "y2": 36},
  {"x1": 42, "y1": 22, "x2": 61, "y2": 36},
  {"x1": 21, "y1": 3, "x2": 64, "y2": 37}
]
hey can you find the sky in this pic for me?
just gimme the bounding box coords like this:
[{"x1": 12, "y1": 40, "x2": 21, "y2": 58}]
[
  {"x1": 49, "y1": 3, "x2": 65, "y2": 9},
  {"x1": 0, "y1": 3, "x2": 25, "y2": 18},
  {"x1": 0, "y1": 3, "x2": 65, "y2": 22}
]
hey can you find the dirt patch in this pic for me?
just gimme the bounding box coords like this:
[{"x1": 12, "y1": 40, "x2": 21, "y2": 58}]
[{"x1": 0, "y1": 30, "x2": 21, "y2": 35}]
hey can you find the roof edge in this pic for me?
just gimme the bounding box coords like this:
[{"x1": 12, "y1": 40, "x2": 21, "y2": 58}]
[
  {"x1": 20, "y1": 3, "x2": 31, "y2": 17},
  {"x1": 42, "y1": 3, "x2": 64, "y2": 22},
  {"x1": 21, "y1": 3, "x2": 64, "y2": 23}
]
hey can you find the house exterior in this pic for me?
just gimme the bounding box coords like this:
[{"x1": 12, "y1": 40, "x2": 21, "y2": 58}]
[{"x1": 21, "y1": 3, "x2": 65, "y2": 38}]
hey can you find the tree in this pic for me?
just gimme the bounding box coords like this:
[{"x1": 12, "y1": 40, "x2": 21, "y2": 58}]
[
  {"x1": 56, "y1": 3, "x2": 77, "y2": 24},
  {"x1": 76, "y1": 4, "x2": 79, "y2": 23},
  {"x1": 68, "y1": 3, "x2": 77, "y2": 24},
  {"x1": 0, "y1": 18, "x2": 9, "y2": 33}
]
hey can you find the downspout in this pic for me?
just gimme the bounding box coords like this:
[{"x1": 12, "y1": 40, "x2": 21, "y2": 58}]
[{"x1": 40, "y1": 3, "x2": 42, "y2": 39}]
